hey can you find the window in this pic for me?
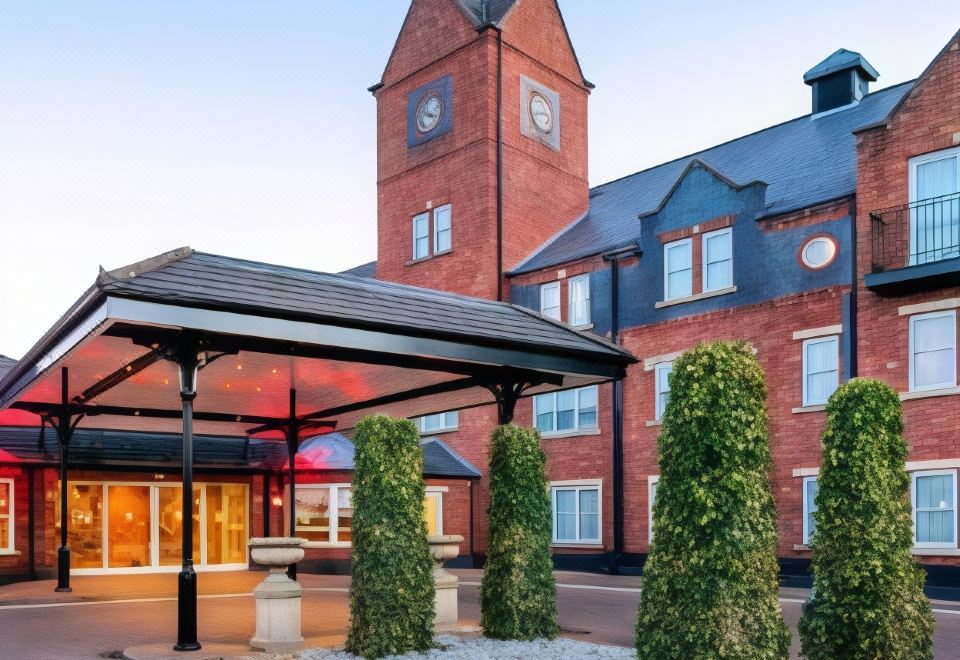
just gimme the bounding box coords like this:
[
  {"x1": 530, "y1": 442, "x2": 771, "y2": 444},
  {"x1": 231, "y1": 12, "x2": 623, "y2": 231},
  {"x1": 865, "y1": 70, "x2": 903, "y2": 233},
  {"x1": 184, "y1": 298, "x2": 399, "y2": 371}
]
[
  {"x1": 664, "y1": 239, "x2": 693, "y2": 300},
  {"x1": 552, "y1": 483, "x2": 600, "y2": 544},
  {"x1": 424, "y1": 490, "x2": 443, "y2": 536},
  {"x1": 540, "y1": 281, "x2": 561, "y2": 320},
  {"x1": 412, "y1": 213, "x2": 430, "y2": 260},
  {"x1": 655, "y1": 362, "x2": 673, "y2": 420},
  {"x1": 909, "y1": 147, "x2": 959, "y2": 265},
  {"x1": 648, "y1": 476, "x2": 659, "y2": 542},
  {"x1": 912, "y1": 470, "x2": 957, "y2": 548},
  {"x1": 419, "y1": 411, "x2": 459, "y2": 434},
  {"x1": 0, "y1": 479, "x2": 12, "y2": 553},
  {"x1": 803, "y1": 337, "x2": 839, "y2": 406},
  {"x1": 534, "y1": 385, "x2": 598, "y2": 436},
  {"x1": 801, "y1": 236, "x2": 838, "y2": 269},
  {"x1": 802, "y1": 477, "x2": 818, "y2": 545},
  {"x1": 433, "y1": 204, "x2": 452, "y2": 254},
  {"x1": 295, "y1": 484, "x2": 353, "y2": 545},
  {"x1": 702, "y1": 228, "x2": 733, "y2": 291},
  {"x1": 568, "y1": 274, "x2": 591, "y2": 326},
  {"x1": 909, "y1": 311, "x2": 956, "y2": 392}
]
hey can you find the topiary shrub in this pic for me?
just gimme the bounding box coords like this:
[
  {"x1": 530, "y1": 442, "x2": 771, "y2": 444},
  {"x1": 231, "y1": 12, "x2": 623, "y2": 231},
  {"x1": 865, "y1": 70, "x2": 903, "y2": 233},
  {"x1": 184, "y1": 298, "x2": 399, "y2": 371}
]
[
  {"x1": 635, "y1": 341, "x2": 790, "y2": 659},
  {"x1": 480, "y1": 424, "x2": 558, "y2": 640},
  {"x1": 799, "y1": 379, "x2": 933, "y2": 659},
  {"x1": 346, "y1": 415, "x2": 435, "y2": 659}
]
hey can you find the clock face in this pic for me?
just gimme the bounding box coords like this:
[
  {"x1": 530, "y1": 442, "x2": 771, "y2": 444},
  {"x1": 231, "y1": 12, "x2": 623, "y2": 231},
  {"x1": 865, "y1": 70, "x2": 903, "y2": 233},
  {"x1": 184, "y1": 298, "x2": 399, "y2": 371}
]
[
  {"x1": 416, "y1": 93, "x2": 444, "y2": 134},
  {"x1": 529, "y1": 93, "x2": 554, "y2": 133}
]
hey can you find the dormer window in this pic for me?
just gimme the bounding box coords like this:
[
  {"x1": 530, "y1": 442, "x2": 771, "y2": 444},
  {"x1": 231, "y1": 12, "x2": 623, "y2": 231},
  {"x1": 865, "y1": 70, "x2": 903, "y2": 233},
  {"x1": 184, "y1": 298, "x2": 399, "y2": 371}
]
[
  {"x1": 664, "y1": 239, "x2": 693, "y2": 300},
  {"x1": 702, "y1": 228, "x2": 733, "y2": 292}
]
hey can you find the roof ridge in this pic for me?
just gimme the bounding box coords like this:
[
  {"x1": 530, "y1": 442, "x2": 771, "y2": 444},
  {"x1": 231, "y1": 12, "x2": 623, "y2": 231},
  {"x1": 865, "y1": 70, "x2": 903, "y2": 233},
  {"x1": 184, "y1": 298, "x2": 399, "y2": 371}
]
[
  {"x1": 587, "y1": 79, "x2": 917, "y2": 194},
  {"x1": 99, "y1": 246, "x2": 194, "y2": 287}
]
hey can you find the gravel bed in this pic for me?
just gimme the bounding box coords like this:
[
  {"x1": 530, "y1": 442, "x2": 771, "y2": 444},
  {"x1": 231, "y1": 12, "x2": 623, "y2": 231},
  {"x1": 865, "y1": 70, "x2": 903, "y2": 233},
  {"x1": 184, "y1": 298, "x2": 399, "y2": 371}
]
[{"x1": 297, "y1": 635, "x2": 634, "y2": 659}]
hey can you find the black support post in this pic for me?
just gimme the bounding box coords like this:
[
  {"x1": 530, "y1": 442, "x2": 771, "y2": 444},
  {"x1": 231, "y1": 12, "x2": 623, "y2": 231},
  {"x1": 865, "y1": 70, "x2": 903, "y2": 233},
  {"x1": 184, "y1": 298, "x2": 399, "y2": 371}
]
[
  {"x1": 173, "y1": 345, "x2": 201, "y2": 652},
  {"x1": 486, "y1": 376, "x2": 541, "y2": 425},
  {"x1": 51, "y1": 367, "x2": 83, "y2": 593},
  {"x1": 286, "y1": 388, "x2": 298, "y2": 581}
]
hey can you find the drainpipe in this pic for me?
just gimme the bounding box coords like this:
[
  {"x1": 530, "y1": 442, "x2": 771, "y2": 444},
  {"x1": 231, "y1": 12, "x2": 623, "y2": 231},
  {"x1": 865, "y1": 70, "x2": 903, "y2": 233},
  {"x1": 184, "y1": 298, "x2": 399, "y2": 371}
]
[
  {"x1": 847, "y1": 194, "x2": 858, "y2": 379},
  {"x1": 28, "y1": 467, "x2": 36, "y2": 580},
  {"x1": 602, "y1": 243, "x2": 641, "y2": 574}
]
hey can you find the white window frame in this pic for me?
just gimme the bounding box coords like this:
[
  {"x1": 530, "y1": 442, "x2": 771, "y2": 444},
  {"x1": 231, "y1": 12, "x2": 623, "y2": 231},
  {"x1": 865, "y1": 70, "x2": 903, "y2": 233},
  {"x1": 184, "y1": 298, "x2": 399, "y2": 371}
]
[
  {"x1": 540, "y1": 281, "x2": 561, "y2": 320},
  {"x1": 295, "y1": 483, "x2": 353, "y2": 548},
  {"x1": 909, "y1": 146, "x2": 960, "y2": 265},
  {"x1": 433, "y1": 204, "x2": 452, "y2": 254},
  {"x1": 568, "y1": 274, "x2": 591, "y2": 326},
  {"x1": 802, "y1": 476, "x2": 818, "y2": 546},
  {"x1": 0, "y1": 478, "x2": 13, "y2": 554},
  {"x1": 533, "y1": 385, "x2": 599, "y2": 437},
  {"x1": 912, "y1": 469, "x2": 958, "y2": 549},
  {"x1": 551, "y1": 480, "x2": 602, "y2": 545},
  {"x1": 412, "y1": 212, "x2": 430, "y2": 260},
  {"x1": 654, "y1": 362, "x2": 673, "y2": 420},
  {"x1": 664, "y1": 238, "x2": 693, "y2": 301},
  {"x1": 419, "y1": 411, "x2": 459, "y2": 434},
  {"x1": 702, "y1": 227, "x2": 733, "y2": 293},
  {"x1": 909, "y1": 310, "x2": 957, "y2": 393},
  {"x1": 425, "y1": 488, "x2": 444, "y2": 536},
  {"x1": 648, "y1": 475, "x2": 659, "y2": 543},
  {"x1": 802, "y1": 336, "x2": 840, "y2": 407}
]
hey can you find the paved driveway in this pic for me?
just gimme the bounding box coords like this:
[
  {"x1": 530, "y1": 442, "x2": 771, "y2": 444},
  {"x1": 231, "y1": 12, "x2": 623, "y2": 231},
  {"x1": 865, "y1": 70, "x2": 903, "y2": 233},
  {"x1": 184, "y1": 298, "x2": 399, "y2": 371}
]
[{"x1": 0, "y1": 570, "x2": 958, "y2": 659}]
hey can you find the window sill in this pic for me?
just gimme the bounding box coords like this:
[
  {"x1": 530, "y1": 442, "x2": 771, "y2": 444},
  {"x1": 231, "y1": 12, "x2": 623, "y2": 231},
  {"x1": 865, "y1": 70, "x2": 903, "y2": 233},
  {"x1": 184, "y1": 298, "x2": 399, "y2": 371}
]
[
  {"x1": 793, "y1": 544, "x2": 811, "y2": 552},
  {"x1": 406, "y1": 250, "x2": 452, "y2": 266},
  {"x1": 655, "y1": 286, "x2": 737, "y2": 309},
  {"x1": 572, "y1": 323, "x2": 594, "y2": 331},
  {"x1": 552, "y1": 542, "x2": 603, "y2": 549},
  {"x1": 302, "y1": 542, "x2": 352, "y2": 550},
  {"x1": 540, "y1": 429, "x2": 601, "y2": 440},
  {"x1": 0, "y1": 550, "x2": 21, "y2": 556},
  {"x1": 420, "y1": 427, "x2": 458, "y2": 436},
  {"x1": 901, "y1": 386, "x2": 960, "y2": 401},
  {"x1": 792, "y1": 404, "x2": 826, "y2": 414},
  {"x1": 645, "y1": 419, "x2": 663, "y2": 427},
  {"x1": 912, "y1": 547, "x2": 960, "y2": 556}
]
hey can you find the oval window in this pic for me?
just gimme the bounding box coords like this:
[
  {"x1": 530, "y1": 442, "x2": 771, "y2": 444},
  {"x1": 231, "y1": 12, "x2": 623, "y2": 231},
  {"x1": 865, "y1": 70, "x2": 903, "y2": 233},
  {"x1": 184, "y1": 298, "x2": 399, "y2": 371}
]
[{"x1": 801, "y1": 236, "x2": 837, "y2": 269}]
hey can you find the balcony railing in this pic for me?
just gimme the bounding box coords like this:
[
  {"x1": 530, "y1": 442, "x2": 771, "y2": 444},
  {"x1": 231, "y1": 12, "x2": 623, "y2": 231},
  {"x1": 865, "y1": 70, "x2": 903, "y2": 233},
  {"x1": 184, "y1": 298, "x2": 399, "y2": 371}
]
[{"x1": 871, "y1": 192, "x2": 960, "y2": 273}]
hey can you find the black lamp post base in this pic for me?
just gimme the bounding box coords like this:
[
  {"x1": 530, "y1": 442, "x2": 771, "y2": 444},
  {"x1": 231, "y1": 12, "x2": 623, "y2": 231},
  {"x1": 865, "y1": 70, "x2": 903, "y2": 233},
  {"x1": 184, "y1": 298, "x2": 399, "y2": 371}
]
[
  {"x1": 55, "y1": 547, "x2": 71, "y2": 592},
  {"x1": 172, "y1": 642, "x2": 202, "y2": 652},
  {"x1": 174, "y1": 566, "x2": 200, "y2": 652}
]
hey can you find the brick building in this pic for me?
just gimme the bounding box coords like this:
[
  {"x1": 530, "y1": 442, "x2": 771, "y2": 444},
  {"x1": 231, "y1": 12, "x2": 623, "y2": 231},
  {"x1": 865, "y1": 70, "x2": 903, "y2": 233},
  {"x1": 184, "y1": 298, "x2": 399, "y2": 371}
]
[
  {"x1": 350, "y1": 0, "x2": 960, "y2": 588},
  {"x1": 0, "y1": 0, "x2": 957, "y2": 591}
]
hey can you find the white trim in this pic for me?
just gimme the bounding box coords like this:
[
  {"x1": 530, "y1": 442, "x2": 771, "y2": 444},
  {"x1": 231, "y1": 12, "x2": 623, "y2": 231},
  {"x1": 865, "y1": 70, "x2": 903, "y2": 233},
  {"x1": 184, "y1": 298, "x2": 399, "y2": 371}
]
[
  {"x1": 802, "y1": 476, "x2": 818, "y2": 546},
  {"x1": 551, "y1": 480, "x2": 602, "y2": 545},
  {"x1": 0, "y1": 478, "x2": 13, "y2": 553},
  {"x1": 425, "y1": 490, "x2": 444, "y2": 536},
  {"x1": 701, "y1": 227, "x2": 733, "y2": 293},
  {"x1": 645, "y1": 419, "x2": 663, "y2": 427},
  {"x1": 539, "y1": 428, "x2": 602, "y2": 440},
  {"x1": 648, "y1": 475, "x2": 659, "y2": 543},
  {"x1": 907, "y1": 459, "x2": 960, "y2": 471},
  {"x1": 909, "y1": 310, "x2": 957, "y2": 392},
  {"x1": 412, "y1": 212, "x2": 430, "y2": 261},
  {"x1": 419, "y1": 410, "x2": 459, "y2": 434},
  {"x1": 899, "y1": 297, "x2": 960, "y2": 316},
  {"x1": 432, "y1": 204, "x2": 452, "y2": 255},
  {"x1": 802, "y1": 335, "x2": 839, "y2": 407},
  {"x1": 654, "y1": 362, "x2": 673, "y2": 421},
  {"x1": 539, "y1": 281, "x2": 561, "y2": 320},
  {"x1": 793, "y1": 325, "x2": 843, "y2": 341},
  {"x1": 912, "y1": 469, "x2": 958, "y2": 549},
  {"x1": 425, "y1": 485, "x2": 450, "y2": 493},
  {"x1": 567, "y1": 273, "x2": 591, "y2": 326},
  {"x1": 643, "y1": 350, "x2": 685, "y2": 371},
  {"x1": 792, "y1": 467, "x2": 820, "y2": 478},
  {"x1": 663, "y1": 237, "x2": 693, "y2": 301},
  {"x1": 655, "y1": 286, "x2": 737, "y2": 308},
  {"x1": 800, "y1": 236, "x2": 838, "y2": 270},
  {"x1": 900, "y1": 386, "x2": 960, "y2": 401},
  {"x1": 532, "y1": 385, "x2": 599, "y2": 436},
  {"x1": 792, "y1": 404, "x2": 827, "y2": 414}
]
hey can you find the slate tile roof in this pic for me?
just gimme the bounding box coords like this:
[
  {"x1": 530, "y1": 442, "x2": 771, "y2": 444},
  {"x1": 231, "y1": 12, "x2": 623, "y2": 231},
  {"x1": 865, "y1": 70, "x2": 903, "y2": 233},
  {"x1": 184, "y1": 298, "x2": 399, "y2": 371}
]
[
  {"x1": 340, "y1": 260, "x2": 377, "y2": 279},
  {"x1": 511, "y1": 80, "x2": 915, "y2": 274},
  {"x1": 0, "y1": 355, "x2": 15, "y2": 380},
  {"x1": 93, "y1": 249, "x2": 628, "y2": 360}
]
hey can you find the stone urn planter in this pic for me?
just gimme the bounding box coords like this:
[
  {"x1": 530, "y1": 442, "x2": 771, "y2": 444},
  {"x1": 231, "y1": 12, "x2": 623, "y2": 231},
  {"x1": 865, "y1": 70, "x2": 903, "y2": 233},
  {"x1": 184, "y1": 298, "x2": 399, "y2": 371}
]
[
  {"x1": 248, "y1": 537, "x2": 306, "y2": 654},
  {"x1": 427, "y1": 534, "x2": 464, "y2": 626}
]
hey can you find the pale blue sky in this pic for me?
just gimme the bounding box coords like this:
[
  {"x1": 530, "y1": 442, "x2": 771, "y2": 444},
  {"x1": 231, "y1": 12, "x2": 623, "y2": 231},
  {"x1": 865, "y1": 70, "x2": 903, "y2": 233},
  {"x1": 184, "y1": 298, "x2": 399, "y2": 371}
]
[{"x1": 1, "y1": 1, "x2": 958, "y2": 357}]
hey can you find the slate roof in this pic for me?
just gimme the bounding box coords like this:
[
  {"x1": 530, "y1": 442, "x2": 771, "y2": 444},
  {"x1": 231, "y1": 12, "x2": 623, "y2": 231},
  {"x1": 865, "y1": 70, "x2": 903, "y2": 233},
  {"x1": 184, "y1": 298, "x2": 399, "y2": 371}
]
[
  {"x1": 89, "y1": 248, "x2": 628, "y2": 360},
  {"x1": 0, "y1": 426, "x2": 481, "y2": 478},
  {"x1": 511, "y1": 80, "x2": 915, "y2": 274},
  {"x1": 340, "y1": 260, "x2": 377, "y2": 279},
  {"x1": 0, "y1": 355, "x2": 15, "y2": 380},
  {"x1": 804, "y1": 48, "x2": 879, "y2": 83}
]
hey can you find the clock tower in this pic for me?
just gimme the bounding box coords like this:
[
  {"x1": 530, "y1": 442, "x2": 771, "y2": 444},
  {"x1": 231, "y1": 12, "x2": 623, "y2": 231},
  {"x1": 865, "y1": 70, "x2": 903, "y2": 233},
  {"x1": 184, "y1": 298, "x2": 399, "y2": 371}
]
[{"x1": 371, "y1": 0, "x2": 592, "y2": 300}]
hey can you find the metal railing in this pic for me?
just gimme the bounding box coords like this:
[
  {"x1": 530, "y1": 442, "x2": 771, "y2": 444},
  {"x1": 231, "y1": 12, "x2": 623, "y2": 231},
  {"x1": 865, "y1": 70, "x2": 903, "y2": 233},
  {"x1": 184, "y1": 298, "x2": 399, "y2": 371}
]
[{"x1": 871, "y1": 192, "x2": 960, "y2": 272}]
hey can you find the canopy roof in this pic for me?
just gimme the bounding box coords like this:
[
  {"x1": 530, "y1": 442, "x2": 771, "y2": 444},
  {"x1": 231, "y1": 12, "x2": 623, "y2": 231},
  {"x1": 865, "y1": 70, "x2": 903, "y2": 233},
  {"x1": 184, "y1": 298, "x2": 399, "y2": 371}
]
[{"x1": 0, "y1": 248, "x2": 634, "y2": 437}]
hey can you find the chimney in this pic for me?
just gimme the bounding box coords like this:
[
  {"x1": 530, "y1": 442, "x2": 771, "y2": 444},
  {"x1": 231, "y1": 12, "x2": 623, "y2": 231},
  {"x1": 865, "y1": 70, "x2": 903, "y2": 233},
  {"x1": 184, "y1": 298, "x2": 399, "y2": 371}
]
[{"x1": 804, "y1": 49, "x2": 879, "y2": 116}]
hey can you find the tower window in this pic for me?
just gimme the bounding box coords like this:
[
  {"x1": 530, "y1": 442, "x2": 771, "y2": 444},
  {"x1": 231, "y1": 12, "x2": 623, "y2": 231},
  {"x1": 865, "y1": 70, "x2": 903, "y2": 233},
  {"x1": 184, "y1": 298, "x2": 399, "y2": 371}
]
[{"x1": 412, "y1": 213, "x2": 430, "y2": 260}]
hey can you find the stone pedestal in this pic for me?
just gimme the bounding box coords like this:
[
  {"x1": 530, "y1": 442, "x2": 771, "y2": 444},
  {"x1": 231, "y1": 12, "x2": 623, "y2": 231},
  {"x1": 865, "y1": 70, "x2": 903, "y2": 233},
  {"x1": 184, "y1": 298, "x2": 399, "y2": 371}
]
[
  {"x1": 427, "y1": 535, "x2": 464, "y2": 626},
  {"x1": 248, "y1": 537, "x2": 306, "y2": 654}
]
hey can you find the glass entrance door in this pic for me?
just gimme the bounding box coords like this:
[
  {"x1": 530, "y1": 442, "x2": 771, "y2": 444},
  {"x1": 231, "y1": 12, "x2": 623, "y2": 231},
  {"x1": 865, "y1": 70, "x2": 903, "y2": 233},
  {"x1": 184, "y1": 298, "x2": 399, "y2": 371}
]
[
  {"x1": 157, "y1": 486, "x2": 201, "y2": 567},
  {"x1": 107, "y1": 486, "x2": 151, "y2": 569}
]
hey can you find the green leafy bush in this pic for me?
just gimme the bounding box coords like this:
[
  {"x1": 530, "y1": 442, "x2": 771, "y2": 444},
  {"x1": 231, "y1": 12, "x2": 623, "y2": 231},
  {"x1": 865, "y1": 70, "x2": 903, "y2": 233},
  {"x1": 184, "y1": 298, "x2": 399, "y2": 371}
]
[
  {"x1": 799, "y1": 379, "x2": 933, "y2": 659},
  {"x1": 635, "y1": 341, "x2": 790, "y2": 659},
  {"x1": 480, "y1": 424, "x2": 558, "y2": 640},
  {"x1": 346, "y1": 415, "x2": 435, "y2": 659}
]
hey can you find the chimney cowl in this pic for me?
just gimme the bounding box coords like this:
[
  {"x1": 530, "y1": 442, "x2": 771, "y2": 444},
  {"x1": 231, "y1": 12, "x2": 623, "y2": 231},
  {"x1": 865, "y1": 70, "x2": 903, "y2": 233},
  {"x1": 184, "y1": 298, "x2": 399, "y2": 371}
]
[{"x1": 804, "y1": 49, "x2": 879, "y2": 116}]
